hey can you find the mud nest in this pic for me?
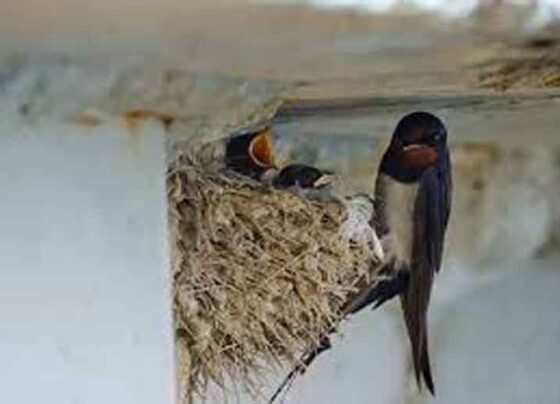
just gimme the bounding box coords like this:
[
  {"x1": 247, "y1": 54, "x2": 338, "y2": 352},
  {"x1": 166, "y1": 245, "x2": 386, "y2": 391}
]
[{"x1": 168, "y1": 161, "x2": 380, "y2": 402}]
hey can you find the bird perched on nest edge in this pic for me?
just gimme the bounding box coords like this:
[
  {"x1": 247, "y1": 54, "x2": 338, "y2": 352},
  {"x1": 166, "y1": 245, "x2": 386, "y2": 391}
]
[
  {"x1": 344, "y1": 111, "x2": 452, "y2": 395},
  {"x1": 270, "y1": 111, "x2": 452, "y2": 402}
]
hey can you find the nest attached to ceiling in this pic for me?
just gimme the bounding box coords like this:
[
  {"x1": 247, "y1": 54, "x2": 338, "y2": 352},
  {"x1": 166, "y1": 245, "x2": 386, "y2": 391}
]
[{"x1": 168, "y1": 158, "x2": 382, "y2": 403}]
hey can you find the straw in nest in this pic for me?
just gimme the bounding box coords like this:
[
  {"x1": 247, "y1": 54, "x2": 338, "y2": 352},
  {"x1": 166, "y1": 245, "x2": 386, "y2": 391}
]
[{"x1": 168, "y1": 163, "x2": 382, "y2": 403}]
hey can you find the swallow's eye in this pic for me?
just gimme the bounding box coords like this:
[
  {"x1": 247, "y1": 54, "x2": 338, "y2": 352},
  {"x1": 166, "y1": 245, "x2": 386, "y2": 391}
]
[{"x1": 432, "y1": 132, "x2": 442, "y2": 142}]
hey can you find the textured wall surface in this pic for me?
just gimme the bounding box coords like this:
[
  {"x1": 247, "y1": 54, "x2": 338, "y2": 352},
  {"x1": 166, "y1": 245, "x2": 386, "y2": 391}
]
[{"x1": 0, "y1": 116, "x2": 174, "y2": 404}]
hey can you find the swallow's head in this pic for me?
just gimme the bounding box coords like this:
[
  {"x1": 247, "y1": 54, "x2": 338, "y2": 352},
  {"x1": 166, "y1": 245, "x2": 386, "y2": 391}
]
[
  {"x1": 272, "y1": 164, "x2": 334, "y2": 189},
  {"x1": 381, "y1": 112, "x2": 448, "y2": 182},
  {"x1": 225, "y1": 125, "x2": 276, "y2": 179},
  {"x1": 248, "y1": 129, "x2": 275, "y2": 169}
]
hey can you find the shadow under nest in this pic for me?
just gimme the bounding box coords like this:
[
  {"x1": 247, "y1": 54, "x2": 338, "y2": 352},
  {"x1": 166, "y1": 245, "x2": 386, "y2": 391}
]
[{"x1": 169, "y1": 158, "x2": 383, "y2": 403}]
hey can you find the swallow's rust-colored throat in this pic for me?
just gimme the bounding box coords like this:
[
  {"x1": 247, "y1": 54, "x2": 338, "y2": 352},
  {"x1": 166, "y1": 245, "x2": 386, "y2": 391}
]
[{"x1": 400, "y1": 144, "x2": 438, "y2": 169}]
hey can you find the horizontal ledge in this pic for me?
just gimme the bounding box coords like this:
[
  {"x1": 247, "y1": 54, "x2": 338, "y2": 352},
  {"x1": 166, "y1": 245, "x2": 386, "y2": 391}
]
[{"x1": 273, "y1": 90, "x2": 560, "y2": 121}]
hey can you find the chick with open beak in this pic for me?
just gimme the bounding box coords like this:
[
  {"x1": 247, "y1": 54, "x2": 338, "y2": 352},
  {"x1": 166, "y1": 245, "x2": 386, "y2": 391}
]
[
  {"x1": 225, "y1": 125, "x2": 336, "y2": 194},
  {"x1": 225, "y1": 125, "x2": 277, "y2": 181}
]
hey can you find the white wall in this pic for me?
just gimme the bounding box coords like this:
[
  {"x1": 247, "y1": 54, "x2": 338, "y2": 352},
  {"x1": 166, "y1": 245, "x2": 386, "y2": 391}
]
[
  {"x1": 262, "y1": 260, "x2": 560, "y2": 404},
  {"x1": 0, "y1": 119, "x2": 174, "y2": 404}
]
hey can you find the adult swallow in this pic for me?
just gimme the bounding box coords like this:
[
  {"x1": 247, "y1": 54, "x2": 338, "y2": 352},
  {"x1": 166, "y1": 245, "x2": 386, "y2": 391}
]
[
  {"x1": 269, "y1": 112, "x2": 450, "y2": 403},
  {"x1": 345, "y1": 111, "x2": 452, "y2": 395},
  {"x1": 224, "y1": 125, "x2": 276, "y2": 180},
  {"x1": 272, "y1": 164, "x2": 334, "y2": 190}
]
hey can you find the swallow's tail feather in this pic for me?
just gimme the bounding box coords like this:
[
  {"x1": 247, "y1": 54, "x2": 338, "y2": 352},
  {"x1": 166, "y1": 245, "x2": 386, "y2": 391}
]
[
  {"x1": 400, "y1": 261, "x2": 435, "y2": 396},
  {"x1": 420, "y1": 334, "x2": 435, "y2": 395}
]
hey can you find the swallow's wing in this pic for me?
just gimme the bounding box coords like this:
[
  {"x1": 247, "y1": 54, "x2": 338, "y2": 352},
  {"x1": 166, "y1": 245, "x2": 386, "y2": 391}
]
[
  {"x1": 402, "y1": 163, "x2": 451, "y2": 394},
  {"x1": 441, "y1": 152, "x2": 452, "y2": 234},
  {"x1": 423, "y1": 157, "x2": 451, "y2": 272}
]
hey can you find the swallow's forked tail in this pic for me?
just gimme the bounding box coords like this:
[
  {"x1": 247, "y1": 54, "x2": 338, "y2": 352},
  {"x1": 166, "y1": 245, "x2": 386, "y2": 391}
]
[{"x1": 401, "y1": 266, "x2": 435, "y2": 396}]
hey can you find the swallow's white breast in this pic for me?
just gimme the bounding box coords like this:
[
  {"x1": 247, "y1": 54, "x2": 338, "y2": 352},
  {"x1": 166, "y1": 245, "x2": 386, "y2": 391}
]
[{"x1": 377, "y1": 174, "x2": 419, "y2": 268}]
